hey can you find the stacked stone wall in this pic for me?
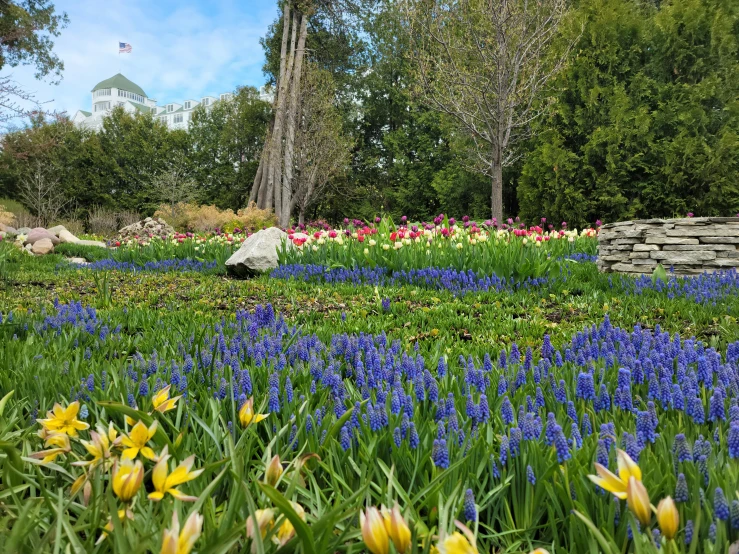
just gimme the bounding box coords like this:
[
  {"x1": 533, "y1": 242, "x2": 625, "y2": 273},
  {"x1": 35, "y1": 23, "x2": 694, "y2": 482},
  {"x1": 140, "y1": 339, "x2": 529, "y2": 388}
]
[{"x1": 598, "y1": 217, "x2": 739, "y2": 274}]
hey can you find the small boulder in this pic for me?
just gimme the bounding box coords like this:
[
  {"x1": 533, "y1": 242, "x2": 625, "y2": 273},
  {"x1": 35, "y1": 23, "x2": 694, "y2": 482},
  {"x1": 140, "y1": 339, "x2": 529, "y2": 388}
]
[
  {"x1": 31, "y1": 237, "x2": 54, "y2": 255},
  {"x1": 226, "y1": 227, "x2": 292, "y2": 277},
  {"x1": 47, "y1": 225, "x2": 67, "y2": 237},
  {"x1": 66, "y1": 257, "x2": 89, "y2": 265},
  {"x1": 58, "y1": 229, "x2": 80, "y2": 244},
  {"x1": 0, "y1": 223, "x2": 17, "y2": 235},
  {"x1": 77, "y1": 239, "x2": 107, "y2": 248},
  {"x1": 16, "y1": 227, "x2": 32, "y2": 236},
  {"x1": 26, "y1": 228, "x2": 60, "y2": 246}
]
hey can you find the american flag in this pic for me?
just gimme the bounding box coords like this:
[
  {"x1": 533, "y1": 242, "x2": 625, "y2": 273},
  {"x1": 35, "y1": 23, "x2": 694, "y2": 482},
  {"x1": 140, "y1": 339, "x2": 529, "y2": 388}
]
[{"x1": 119, "y1": 42, "x2": 132, "y2": 53}]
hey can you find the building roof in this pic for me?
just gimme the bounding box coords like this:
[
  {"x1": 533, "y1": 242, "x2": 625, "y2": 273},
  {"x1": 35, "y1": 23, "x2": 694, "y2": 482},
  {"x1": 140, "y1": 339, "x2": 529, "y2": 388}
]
[
  {"x1": 92, "y1": 73, "x2": 147, "y2": 97},
  {"x1": 129, "y1": 101, "x2": 152, "y2": 113},
  {"x1": 79, "y1": 110, "x2": 91, "y2": 117}
]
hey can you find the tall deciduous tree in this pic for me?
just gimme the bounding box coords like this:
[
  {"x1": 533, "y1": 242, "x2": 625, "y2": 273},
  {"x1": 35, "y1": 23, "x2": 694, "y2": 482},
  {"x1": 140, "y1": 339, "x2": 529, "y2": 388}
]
[
  {"x1": 401, "y1": 0, "x2": 570, "y2": 222},
  {"x1": 189, "y1": 86, "x2": 270, "y2": 208},
  {"x1": 251, "y1": 0, "x2": 366, "y2": 227},
  {"x1": 291, "y1": 64, "x2": 352, "y2": 223}
]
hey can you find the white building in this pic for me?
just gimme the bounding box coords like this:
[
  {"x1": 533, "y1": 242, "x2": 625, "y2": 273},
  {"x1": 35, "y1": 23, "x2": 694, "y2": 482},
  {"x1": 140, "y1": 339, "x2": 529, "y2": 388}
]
[{"x1": 72, "y1": 73, "x2": 274, "y2": 131}]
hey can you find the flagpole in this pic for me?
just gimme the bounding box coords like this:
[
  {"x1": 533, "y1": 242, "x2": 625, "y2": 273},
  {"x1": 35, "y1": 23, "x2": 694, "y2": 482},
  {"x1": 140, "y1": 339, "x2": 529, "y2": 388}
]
[{"x1": 118, "y1": 41, "x2": 121, "y2": 73}]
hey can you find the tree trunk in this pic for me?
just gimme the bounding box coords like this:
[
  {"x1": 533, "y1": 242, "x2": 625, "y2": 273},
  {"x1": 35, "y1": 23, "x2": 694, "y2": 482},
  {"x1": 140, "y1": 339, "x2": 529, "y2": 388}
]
[
  {"x1": 256, "y1": 148, "x2": 270, "y2": 208},
  {"x1": 298, "y1": 207, "x2": 305, "y2": 225},
  {"x1": 249, "y1": 153, "x2": 264, "y2": 204},
  {"x1": 491, "y1": 144, "x2": 504, "y2": 223},
  {"x1": 266, "y1": 2, "x2": 294, "y2": 215},
  {"x1": 280, "y1": 11, "x2": 308, "y2": 228}
]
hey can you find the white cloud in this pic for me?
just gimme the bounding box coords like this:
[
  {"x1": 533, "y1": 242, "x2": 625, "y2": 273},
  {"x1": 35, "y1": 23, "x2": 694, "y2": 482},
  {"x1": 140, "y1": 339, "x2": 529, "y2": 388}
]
[{"x1": 7, "y1": 0, "x2": 278, "y2": 116}]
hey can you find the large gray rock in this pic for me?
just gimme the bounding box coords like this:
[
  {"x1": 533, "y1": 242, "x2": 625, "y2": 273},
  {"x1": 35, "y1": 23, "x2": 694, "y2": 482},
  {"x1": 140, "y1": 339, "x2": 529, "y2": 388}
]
[
  {"x1": 58, "y1": 229, "x2": 80, "y2": 244},
  {"x1": 31, "y1": 238, "x2": 54, "y2": 255},
  {"x1": 25, "y1": 227, "x2": 60, "y2": 246},
  {"x1": 77, "y1": 239, "x2": 107, "y2": 248},
  {"x1": 226, "y1": 227, "x2": 293, "y2": 277},
  {"x1": 16, "y1": 227, "x2": 31, "y2": 236}
]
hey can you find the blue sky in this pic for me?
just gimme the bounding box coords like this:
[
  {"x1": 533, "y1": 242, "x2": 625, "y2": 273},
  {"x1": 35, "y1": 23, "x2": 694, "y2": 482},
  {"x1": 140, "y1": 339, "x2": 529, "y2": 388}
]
[{"x1": 9, "y1": 0, "x2": 279, "y2": 116}]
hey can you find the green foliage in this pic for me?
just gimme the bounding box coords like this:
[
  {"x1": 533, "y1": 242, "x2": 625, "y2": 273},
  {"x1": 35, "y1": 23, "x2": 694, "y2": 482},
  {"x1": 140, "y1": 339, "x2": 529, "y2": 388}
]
[
  {"x1": 189, "y1": 86, "x2": 271, "y2": 208},
  {"x1": 518, "y1": 0, "x2": 739, "y2": 227},
  {"x1": 0, "y1": 0, "x2": 68, "y2": 80},
  {"x1": 54, "y1": 243, "x2": 111, "y2": 262}
]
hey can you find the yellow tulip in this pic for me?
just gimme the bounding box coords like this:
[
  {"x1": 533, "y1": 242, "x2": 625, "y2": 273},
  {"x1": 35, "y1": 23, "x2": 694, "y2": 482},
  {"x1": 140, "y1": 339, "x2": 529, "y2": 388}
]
[
  {"x1": 264, "y1": 455, "x2": 283, "y2": 486},
  {"x1": 657, "y1": 496, "x2": 679, "y2": 540},
  {"x1": 439, "y1": 532, "x2": 477, "y2": 554},
  {"x1": 148, "y1": 445, "x2": 203, "y2": 502},
  {"x1": 530, "y1": 549, "x2": 550, "y2": 554},
  {"x1": 382, "y1": 503, "x2": 411, "y2": 553},
  {"x1": 152, "y1": 385, "x2": 182, "y2": 414},
  {"x1": 626, "y1": 476, "x2": 651, "y2": 526},
  {"x1": 112, "y1": 458, "x2": 144, "y2": 502},
  {"x1": 275, "y1": 502, "x2": 306, "y2": 546},
  {"x1": 121, "y1": 420, "x2": 158, "y2": 461},
  {"x1": 38, "y1": 401, "x2": 89, "y2": 436},
  {"x1": 160, "y1": 511, "x2": 203, "y2": 554},
  {"x1": 29, "y1": 431, "x2": 71, "y2": 463},
  {"x1": 246, "y1": 508, "x2": 275, "y2": 540},
  {"x1": 239, "y1": 397, "x2": 269, "y2": 428},
  {"x1": 587, "y1": 449, "x2": 642, "y2": 499},
  {"x1": 361, "y1": 506, "x2": 389, "y2": 554},
  {"x1": 74, "y1": 422, "x2": 119, "y2": 468}
]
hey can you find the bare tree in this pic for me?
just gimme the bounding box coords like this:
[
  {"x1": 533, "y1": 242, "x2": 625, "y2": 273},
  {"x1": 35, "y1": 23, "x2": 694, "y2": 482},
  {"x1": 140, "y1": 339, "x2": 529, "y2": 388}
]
[
  {"x1": 401, "y1": 0, "x2": 572, "y2": 222},
  {"x1": 18, "y1": 159, "x2": 68, "y2": 226},
  {"x1": 250, "y1": 0, "x2": 364, "y2": 227},
  {"x1": 0, "y1": 75, "x2": 55, "y2": 127},
  {"x1": 290, "y1": 64, "x2": 352, "y2": 224},
  {"x1": 151, "y1": 151, "x2": 198, "y2": 221}
]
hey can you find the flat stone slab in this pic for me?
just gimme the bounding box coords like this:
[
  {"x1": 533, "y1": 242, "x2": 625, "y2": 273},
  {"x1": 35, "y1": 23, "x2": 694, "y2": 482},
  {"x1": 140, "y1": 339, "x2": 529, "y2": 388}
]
[{"x1": 76, "y1": 239, "x2": 107, "y2": 248}]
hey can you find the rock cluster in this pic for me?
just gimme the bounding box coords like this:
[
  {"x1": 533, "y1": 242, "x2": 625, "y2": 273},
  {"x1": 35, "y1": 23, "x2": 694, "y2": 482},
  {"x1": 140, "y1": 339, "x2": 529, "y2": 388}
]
[
  {"x1": 118, "y1": 217, "x2": 175, "y2": 242},
  {"x1": 0, "y1": 223, "x2": 106, "y2": 255},
  {"x1": 598, "y1": 217, "x2": 739, "y2": 274}
]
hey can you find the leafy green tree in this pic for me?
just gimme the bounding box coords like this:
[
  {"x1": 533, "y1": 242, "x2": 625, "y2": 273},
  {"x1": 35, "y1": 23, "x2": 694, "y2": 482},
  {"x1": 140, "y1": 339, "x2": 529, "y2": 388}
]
[
  {"x1": 97, "y1": 107, "x2": 189, "y2": 214},
  {"x1": 0, "y1": 0, "x2": 68, "y2": 124},
  {"x1": 189, "y1": 87, "x2": 271, "y2": 209},
  {"x1": 518, "y1": 0, "x2": 739, "y2": 227}
]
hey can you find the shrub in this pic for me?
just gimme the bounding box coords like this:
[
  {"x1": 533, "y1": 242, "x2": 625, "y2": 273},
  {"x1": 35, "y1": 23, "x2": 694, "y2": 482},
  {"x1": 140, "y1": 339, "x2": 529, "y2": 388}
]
[
  {"x1": 153, "y1": 202, "x2": 276, "y2": 233},
  {"x1": 87, "y1": 206, "x2": 119, "y2": 237},
  {"x1": 231, "y1": 202, "x2": 278, "y2": 232},
  {"x1": 0, "y1": 204, "x2": 14, "y2": 227},
  {"x1": 53, "y1": 219, "x2": 85, "y2": 236},
  {"x1": 117, "y1": 210, "x2": 143, "y2": 229},
  {"x1": 13, "y1": 210, "x2": 42, "y2": 229}
]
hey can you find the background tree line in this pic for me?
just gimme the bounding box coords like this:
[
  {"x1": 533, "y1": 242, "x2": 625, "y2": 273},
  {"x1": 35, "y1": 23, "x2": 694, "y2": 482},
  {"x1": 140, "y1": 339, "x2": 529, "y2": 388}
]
[{"x1": 0, "y1": 0, "x2": 737, "y2": 228}]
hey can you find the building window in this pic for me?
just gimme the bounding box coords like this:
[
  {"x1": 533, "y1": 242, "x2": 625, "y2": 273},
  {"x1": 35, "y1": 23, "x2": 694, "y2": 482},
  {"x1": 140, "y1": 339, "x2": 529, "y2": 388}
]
[
  {"x1": 94, "y1": 102, "x2": 111, "y2": 112},
  {"x1": 174, "y1": 114, "x2": 183, "y2": 124},
  {"x1": 94, "y1": 88, "x2": 111, "y2": 98},
  {"x1": 202, "y1": 97, "x2": 210, "y2": 106},
  {"x1": 167, "y1": 104, "x2": 173, "y2": 112},
  {"x1": 220, "y1": 93, "x2": 232, "y2": 101},
  {"x1": 117, "y1": 102, "x2": 125, "y2": 107},
  {"x1": 184, "y1": 101, "x2": 191, "y2": 110},
  {"x1": 118, "y1": 90, "x2": 144, "y2": 103}
]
